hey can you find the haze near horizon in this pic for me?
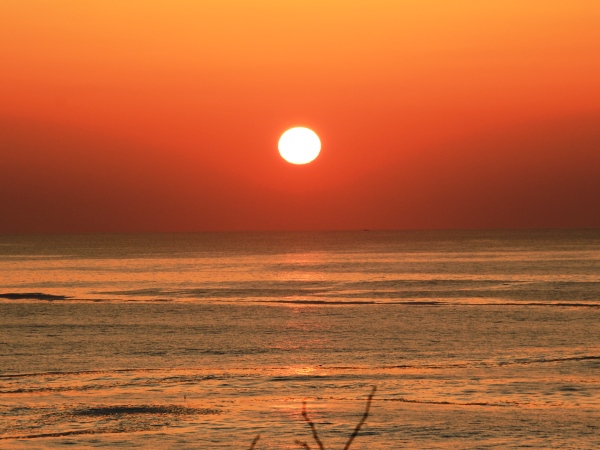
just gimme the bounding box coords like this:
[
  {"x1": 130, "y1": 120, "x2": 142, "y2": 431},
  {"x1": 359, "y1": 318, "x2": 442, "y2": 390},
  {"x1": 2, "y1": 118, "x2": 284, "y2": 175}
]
[{"x1": 1, "y1": 1, "x2": 599, "y2": 233}]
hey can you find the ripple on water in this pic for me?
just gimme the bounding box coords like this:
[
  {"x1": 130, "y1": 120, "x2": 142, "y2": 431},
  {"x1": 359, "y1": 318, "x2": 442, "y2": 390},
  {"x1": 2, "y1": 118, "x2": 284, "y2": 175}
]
[
  {"x1": 0, "y1": 404, "x2": 222, "y2": 441},
  {"x1": 70, "y1": 404, "x2": 221, "y2": 417}
]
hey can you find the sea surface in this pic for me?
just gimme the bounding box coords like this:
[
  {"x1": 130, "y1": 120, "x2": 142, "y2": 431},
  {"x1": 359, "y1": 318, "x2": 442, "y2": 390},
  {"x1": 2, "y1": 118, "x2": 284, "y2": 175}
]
[{"x1": 1, "y1": 230, "x2": 599, "y2": 448}]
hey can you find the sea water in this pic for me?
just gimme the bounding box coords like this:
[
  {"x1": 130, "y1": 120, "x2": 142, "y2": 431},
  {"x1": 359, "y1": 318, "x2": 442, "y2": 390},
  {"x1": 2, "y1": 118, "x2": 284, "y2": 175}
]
[{"x1": 1, "y1": 230, "x2": 599, "y2": 448}]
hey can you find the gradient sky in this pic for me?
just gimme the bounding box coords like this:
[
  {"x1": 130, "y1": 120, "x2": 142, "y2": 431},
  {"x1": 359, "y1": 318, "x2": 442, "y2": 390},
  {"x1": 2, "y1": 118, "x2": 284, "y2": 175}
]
[{"x1": 1, "y1": 1, "x2": 599, "y2": 233}]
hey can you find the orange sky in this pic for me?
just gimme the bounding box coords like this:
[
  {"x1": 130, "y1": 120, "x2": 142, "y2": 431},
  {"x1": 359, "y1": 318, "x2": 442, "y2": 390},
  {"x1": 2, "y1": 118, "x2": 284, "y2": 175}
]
[{"x1": 1, "y1": 1, "x2": 599, "y2": 233}]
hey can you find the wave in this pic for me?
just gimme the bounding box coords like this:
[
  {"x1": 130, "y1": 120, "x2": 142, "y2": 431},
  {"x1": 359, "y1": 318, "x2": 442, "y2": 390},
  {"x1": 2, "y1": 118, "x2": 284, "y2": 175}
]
[
  {"x1": 260, "y1": 299, "x2": 444, "y2": 305},
  {"x1": 0, "y1": 368, "x2": 164, "y2": 379},
  {"x1": 2, "y1": 291, "x2": 598, "y2": 308},
  {"x1": 496, "y1": 355, "x2": 600, "y2": 366},
  {"x1": 263, "y1": 300, "x2": 377, "y2": 305},
  {"x1": 0, "y1": 428, "x2": 118, "y2": 440},
  {"x1": 0, "y1": 292, "x2": 69, "y2": 300},
  {"x1": 380, "y1": 397, "x2": 521, "y2": 407},
  {"x1": 0, "y1": 374, "x2": 226, "y2": 394},
  {"x1": 381, "y1": 355, "x2": 600, "y2": 369},
  {"x1": 70, "y1": 405, "x2": 221, "y2": 417},
  {"x1": 87, "y1": 280, "x2": 600, "y2": 303},
  {"x1": 0, "y1": 404, "x2": 221, "y2": 440},
  {"x1": 496, "y1": 302, "x2": 600, "y2": 308},
  {"x1": 3, "y1": 354, "x2": 598, "y2": 381}
]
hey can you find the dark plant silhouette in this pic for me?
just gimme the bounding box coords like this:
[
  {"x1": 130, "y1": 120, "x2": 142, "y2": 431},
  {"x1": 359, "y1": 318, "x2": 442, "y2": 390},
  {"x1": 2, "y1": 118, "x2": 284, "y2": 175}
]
[
  {"x1": 248, "y1": 434, "x2": 260, "y2": 449},
  {"x1": 298, "y1": 399, "x2": 326, "y2": 450},
  {"x1": 249, "y1": 386, "x2": 376, "y2": 449},
  {"x1": 342, "y1": 386, "x2": 376, "y2": 450}
]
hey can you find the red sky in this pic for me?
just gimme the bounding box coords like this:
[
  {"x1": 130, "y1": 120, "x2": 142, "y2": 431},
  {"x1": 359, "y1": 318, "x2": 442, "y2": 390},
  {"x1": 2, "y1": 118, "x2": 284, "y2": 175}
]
[{"x1": 1, "y1": 1, "x2": 599, "y2": 233}]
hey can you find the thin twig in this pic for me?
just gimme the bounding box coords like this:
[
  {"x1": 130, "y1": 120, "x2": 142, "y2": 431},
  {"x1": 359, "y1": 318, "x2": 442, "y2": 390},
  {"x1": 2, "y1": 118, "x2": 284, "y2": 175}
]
[
  {"x1": 294, "y1": 439, "x2": 312, "y2": 450},
  {"x1": 342, "y1": 386, "x2": 377, "y2": 450},
  {"x1": 301, "y1": 401, "x2": 325, "y2": 450},
  {"x1": 249, "y1": 434, "x2": 260, "y2": 449}
]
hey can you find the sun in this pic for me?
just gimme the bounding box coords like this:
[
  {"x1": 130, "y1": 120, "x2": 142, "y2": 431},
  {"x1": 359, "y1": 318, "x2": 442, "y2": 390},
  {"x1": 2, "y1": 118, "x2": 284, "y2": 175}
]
[{"x1": 278, "y1": 127, "x2": 321, "y2": 164}]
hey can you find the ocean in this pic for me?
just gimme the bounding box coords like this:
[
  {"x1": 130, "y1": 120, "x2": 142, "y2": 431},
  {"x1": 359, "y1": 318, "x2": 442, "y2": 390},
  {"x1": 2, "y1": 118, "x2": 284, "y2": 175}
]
[{"x1": 1, "y1": 230, "x2": 599, "y2": 448}]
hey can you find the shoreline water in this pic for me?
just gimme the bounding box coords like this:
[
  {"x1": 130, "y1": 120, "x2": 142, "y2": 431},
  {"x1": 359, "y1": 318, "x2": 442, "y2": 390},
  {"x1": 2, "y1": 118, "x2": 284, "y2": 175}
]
[{"x1": 1, "y1": 230, "x2": 599, "y2": 447}]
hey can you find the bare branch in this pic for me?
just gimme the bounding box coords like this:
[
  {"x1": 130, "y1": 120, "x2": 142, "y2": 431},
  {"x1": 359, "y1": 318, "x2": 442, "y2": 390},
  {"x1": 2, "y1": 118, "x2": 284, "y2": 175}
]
[
  {"x1": 301, "y1": 401, "x2": 325, "y2": 450},
  {"x1": 249, "y1": 434, "x2": 260, "y2": 449},
  {"x1": 294, "y1": 439, "x2": 312, "y2": 450},
  {"x1": 342, "y1": 386, "x2": 377, "y2": 450}
]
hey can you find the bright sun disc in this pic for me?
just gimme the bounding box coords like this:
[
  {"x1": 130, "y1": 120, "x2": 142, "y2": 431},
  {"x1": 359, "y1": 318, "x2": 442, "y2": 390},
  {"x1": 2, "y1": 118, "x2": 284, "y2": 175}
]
[{"x1": 278, "y1": 127, "x2": 321, "y2": 164}]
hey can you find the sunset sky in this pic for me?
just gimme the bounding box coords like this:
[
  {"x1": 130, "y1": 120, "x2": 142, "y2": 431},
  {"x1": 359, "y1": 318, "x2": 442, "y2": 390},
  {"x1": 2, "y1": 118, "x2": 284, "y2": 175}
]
[{"x1": 1, "y1": 1, "x2": 599, "y2": 233}]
